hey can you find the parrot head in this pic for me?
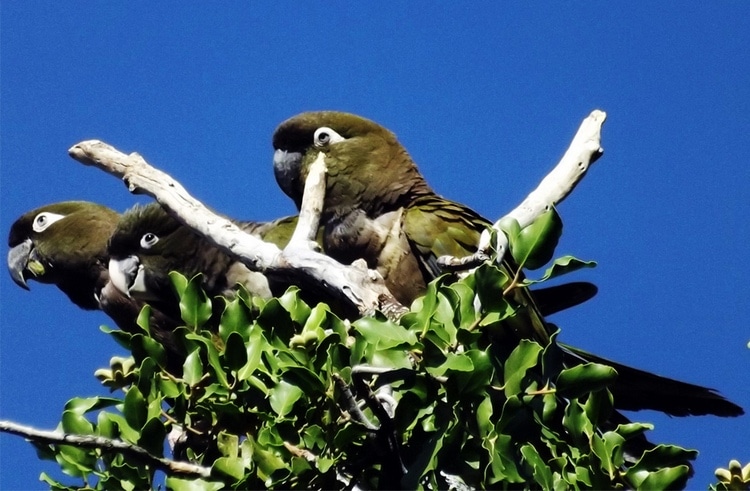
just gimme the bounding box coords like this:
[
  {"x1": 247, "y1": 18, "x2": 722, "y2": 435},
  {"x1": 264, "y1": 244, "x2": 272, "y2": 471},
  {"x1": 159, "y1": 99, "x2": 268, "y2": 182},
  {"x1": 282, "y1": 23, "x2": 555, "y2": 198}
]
[
  {"x1": 7, "y1": 201, "x2": 120, "y2": 310},
  {"x1": 272, "y1": 111, "x2": 432, "y2": 217},
  {"x1": 106, "y1": 202, "x2": 193, "y2": 301}
]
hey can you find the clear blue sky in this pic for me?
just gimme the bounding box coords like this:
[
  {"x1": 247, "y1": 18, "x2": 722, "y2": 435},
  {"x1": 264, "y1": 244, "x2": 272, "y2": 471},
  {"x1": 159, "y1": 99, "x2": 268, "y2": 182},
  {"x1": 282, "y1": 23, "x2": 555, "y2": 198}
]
[{"x1": 2, "y1": 3, "x2": 748, "y2": 489}]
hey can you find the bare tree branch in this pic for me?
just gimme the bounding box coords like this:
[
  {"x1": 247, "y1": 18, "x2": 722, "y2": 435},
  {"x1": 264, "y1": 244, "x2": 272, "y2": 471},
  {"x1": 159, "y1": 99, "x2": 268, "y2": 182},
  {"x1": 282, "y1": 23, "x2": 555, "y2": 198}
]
[
  {"x1": 0, "y1": 420, "x2": 213, "y2": 479},
  {"x1": 67, "y1": 142, "x2": 408, "y2": 319},
  {"x1": 439, "y1": 110, "x2": 607, "y2": 270},
  {"x1": 290, "y1": 151, "x2": 326, "y2": 248}
]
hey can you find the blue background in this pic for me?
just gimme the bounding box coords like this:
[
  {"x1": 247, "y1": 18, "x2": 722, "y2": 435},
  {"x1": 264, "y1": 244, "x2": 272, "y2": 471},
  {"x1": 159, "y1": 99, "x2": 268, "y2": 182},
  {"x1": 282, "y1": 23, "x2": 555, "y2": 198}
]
[{"x1": 2, "y1": 3, "x2": 748, "y2": 489}]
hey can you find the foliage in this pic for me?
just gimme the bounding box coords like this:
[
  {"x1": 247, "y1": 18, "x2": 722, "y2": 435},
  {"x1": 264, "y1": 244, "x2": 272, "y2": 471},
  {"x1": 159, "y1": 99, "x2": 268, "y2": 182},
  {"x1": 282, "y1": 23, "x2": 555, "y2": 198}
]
[
  {"x1": 28, "y1": 211, "x2": 704, "y2": 490},
  {"x1": 712, "y1": 460, "x2": 750, "y2": 491}
]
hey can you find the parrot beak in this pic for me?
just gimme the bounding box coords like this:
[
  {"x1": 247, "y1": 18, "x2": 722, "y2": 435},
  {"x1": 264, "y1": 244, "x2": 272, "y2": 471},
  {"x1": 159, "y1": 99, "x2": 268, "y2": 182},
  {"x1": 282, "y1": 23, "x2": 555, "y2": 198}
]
[
  {"x1": 273, "y1": 149, "x2": 303, "y2": 198},
  {"x1": 108, "y1": 256, "x2": 148, "y2": 298},
  {"x1": 7, "y1": 238, "x2": 34, "y2": 290},
  {"x1": 273, "y1": 148, "x2": 302, "y2": 171}
]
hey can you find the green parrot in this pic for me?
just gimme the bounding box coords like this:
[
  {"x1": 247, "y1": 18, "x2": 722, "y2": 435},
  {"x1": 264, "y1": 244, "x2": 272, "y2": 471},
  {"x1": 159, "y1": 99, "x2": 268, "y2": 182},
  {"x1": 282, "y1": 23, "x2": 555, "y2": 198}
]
[
  {"x1": 271, "y1": 110, "x2": 743, "y2": 418},
  {"x1": 7, "y1": 201, "x2": 182, "y2": 358},
  {"x1": 106, "y1": 202, "x2": 302, "y2": 317}
]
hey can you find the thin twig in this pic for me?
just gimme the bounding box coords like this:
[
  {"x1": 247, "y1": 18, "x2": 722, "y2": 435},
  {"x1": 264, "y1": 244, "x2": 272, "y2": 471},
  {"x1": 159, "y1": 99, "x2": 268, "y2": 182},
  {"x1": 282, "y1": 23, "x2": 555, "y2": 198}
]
[
  {"x1": 0, "y1": 420, "x2": 213, "y2": 479},
  {"x1": 332, "y1": 373, "x2": 379, "y2": 431}
]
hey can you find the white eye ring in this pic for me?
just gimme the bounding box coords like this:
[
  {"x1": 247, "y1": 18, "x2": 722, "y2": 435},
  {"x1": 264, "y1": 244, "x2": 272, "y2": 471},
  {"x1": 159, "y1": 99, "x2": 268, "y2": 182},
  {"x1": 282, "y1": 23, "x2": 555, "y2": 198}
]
[
  {"x1": 32, "y1": 212, "x2": 66, "y2": 232},
  {"x1": 140, "y1": 232, "x2": 159, "y2": 249},
  {"x1": 314, "y1": 127, "x2": 345, "y2": 148}
]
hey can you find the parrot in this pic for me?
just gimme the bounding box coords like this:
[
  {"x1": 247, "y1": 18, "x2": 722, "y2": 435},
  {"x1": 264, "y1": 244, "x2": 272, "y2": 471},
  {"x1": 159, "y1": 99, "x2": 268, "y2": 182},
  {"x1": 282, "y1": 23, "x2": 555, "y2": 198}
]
[
  {"x1": 7, "y1": 201, "x2": 183, "y2": 358},
  {"x1": 106, "y1": 202, "x2": 302, "y2": 318},
  {"x1": 271, "y1": 110, "x2": 743, "y2": 418}
]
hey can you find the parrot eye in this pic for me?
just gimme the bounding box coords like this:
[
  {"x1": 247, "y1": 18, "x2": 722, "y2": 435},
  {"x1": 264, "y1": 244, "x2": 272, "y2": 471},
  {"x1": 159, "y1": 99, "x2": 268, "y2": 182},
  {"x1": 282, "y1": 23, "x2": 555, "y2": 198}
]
[
  {"x1": 140, "y1": 233, "x2": 159, "y2": 249},
  {"x1": 314, "y1": 127, "x2": 345, "y2": 148},
  {"x1": 32, "y1": 212, "x2": 66, "y2": 233}
]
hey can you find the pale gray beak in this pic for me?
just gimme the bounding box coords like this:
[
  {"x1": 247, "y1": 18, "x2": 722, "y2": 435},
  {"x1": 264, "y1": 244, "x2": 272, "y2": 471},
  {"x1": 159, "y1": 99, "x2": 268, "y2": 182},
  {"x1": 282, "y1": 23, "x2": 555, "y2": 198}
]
[
  {"x1": 108, "y1": 256, "x2": 147, "y2": 298},
  {"x1": 7, "y1": 239, "x2": 33, "y2": 290},
  {"x1": 273, "y1": 149, "x2": 303, "y2": 199}
]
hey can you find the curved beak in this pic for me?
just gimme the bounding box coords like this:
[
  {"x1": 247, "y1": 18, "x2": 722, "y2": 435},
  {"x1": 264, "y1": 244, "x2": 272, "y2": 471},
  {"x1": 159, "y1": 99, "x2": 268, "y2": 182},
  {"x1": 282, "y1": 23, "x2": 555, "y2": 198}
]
[
  {"x1": 108, "y1": 256, "x2": 148, "y2": 298},
  {"x1": 7, "y1": 239, "x2": 34, "y2": 290},
  {"x1": 273, "y1": 148, "x2": 303, "y2": 171},
  {"x1": 273, "y1": 149, "x2": 303, "y2": 199}
]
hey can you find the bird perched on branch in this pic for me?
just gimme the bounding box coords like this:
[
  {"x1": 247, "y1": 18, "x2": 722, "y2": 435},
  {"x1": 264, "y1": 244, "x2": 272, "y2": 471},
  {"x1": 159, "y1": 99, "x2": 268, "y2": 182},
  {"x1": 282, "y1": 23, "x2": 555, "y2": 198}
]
[
  {"x1": 106, "y1": 202, "x2": 301, "y2": 317},
  {"x1": 7, "y1": 201, "x2": 182, "y2": 357},
  {"x1": 271, "y1": 110, "x2": 743, "y2": 418}
]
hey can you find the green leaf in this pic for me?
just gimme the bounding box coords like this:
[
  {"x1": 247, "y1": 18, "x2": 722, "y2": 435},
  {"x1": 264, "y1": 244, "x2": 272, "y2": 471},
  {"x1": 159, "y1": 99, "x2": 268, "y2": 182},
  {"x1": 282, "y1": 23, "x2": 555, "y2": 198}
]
[
  {"x1": 132, "y1": 334, "x2": 167, "y2": 368},
  {"x1": 521, "y1": 443, "x2": 554, "y2": 488},
  {"x1": 98, "y1": 413, "x2": 140, "y2": 443},
  {"x1": 64, "y1": 396, "x2": 120, "y2": 415},
  {"x1": 169, "y1": 270, "x2": 189, "y2": 297},
  {"x1": 165, "y1": 477, "x2": 225, "y2": 491},
  {"x1": 556, "y1": 363, "x2": 617, "y2": 399},
  {"x1": 123, "y1": 386, "x2": 147, "y2": 431},
  {"x1": 450, "y1": 349, "x2": 494, "y2": 395},
  {"x1": 591, "y1": 432, "x2": 625, "y2": 478},
  {"x1": 213, "y1": 456, "x2": 246, "y2": 481},
  {"x1": 474, "y1": 263, "x2": 512, "y2": 312},
  {"x1": 61, "y1": 410, "x2": 94, "y2": 436},
  {"x1": 636, "y1": 465, "x2": 693, "y2": 490},
  {"x1": 484, "y1": 433, "x2": 525, "y2": 484},
  {"x1": 497, "y1": 216, "x2": 521, "y2": 241},
  {"x1": 270, "y1": 380, "x2": 303, "y2": 418},
  {"x1": 219, "y1": 297, "x2": 252, "y2": 342},
  {"x1": 55, "y1": 444, "x2": 95, "y2": 477},
  {"x1": 217, "y1": 431, "x2": 239, "y2": 459},
  {"x1": 503, "y1": 339, "x2": 543, "y2": 396},
  {"x1": 182, "y1": 348, "x2": 203, "y2": 386},
  {"x1": 185, "y1": 333, "x2": 230, "y2": 388},
  {"x1": 369, "y1": 347, "x2": 414, "y2": 369},
  {"x1": 523, "y1": 255, "x2": 597, "y2": 285},
  {"x1": 171, "y1": 272, "x2": 212, "y2": 328},
  {"x1": 563, "y1": 400, "x2": 593, "y2": 446},
  {"x1": 353, "y1": 316, "x2": 418, "y2": 349},
  {"x1": 428, "y1": 352, "x2": 474, "y2": 377},
  {"x1": 509, "y1": 208, "x2": 563, "y2": 270},
  {"x1": 237, "y1": 326, "x2": 265, "y2": 381},
  {"x1": 224, "y1": 331, "x2": 248, "y2": 371},
  {"x1": 138, "y1": 417, "x2": 166, "y2": 456},
  {"x1": 616, "y1": 422, "x2": 653, "y2": 441},
  {"x1": 244, "y1": 436, "x2": 289, "y2": 481},
  {"x1": 625, "y1": 444, "x2": 698, "y2": 487},
  {"x1": 136, "y1": 304, "x2": 152, "y2": 334},
  {"x1": 39, "y1": 472, "x2": 73, "y2": 490},
  {"x1": 277, "y1": 286, "x2": 312, "y2": 324}
]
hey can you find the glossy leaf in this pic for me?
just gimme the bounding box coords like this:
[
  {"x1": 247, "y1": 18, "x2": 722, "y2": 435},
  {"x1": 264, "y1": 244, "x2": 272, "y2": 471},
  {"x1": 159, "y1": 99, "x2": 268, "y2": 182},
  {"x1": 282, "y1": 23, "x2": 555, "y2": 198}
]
[
  {"x1": 523, "y1": 255, "x2": 597, "y2": 285},
  {"x1": 269, "y1": 380, "x2": 303, "y2": 418},
  {"x1": 166, "y1": 477, "x2": 225, "y2": 491},
  {"x1": 509, "y1": 208, "x2": 563, "y2": 270},
  {"x1": 182, "y1": 348, "x2": 203, "y2": 387},
  {"x1": 223, "y1": 331, "x2": 247, "y2": 371},
  {"x1": 123, "y1": 386, "x2": 147, "y2": 431},
  {"x1": 171, "y1": 272, "x2": 212, "y2": 329},
  {"x1": 503, "y1": 339, "x2": 543, "y2": 396},
  {"x1": 556, "y1": 363, "x2": 617, "y2": 399},
  {"x1": 353, "y1": 316, "x2": 418, "y2": 349}
]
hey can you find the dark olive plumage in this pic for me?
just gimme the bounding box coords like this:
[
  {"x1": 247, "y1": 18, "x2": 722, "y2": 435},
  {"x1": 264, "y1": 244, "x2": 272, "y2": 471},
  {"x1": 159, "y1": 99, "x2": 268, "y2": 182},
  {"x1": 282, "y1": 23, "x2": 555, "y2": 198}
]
[
  {"x1": 272, "y1": 110, "x2": 743, "y2": 418},
  {"x1": 6, "y1": 201, "x2": 183, "y2": 364},
  {"x1": 107, "y1": 202, "x2": 303, "y2": 314},
  {"x1": 8, "y1": 201, "x2": 120, "y2": 309}
]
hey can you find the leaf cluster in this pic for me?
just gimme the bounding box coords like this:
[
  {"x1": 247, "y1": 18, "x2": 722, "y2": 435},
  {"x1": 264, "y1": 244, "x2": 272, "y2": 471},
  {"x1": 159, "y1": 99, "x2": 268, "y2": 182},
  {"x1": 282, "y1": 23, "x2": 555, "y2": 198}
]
[{"x1": 34, "y1": 208, "x2": 700, "y2": 490}]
